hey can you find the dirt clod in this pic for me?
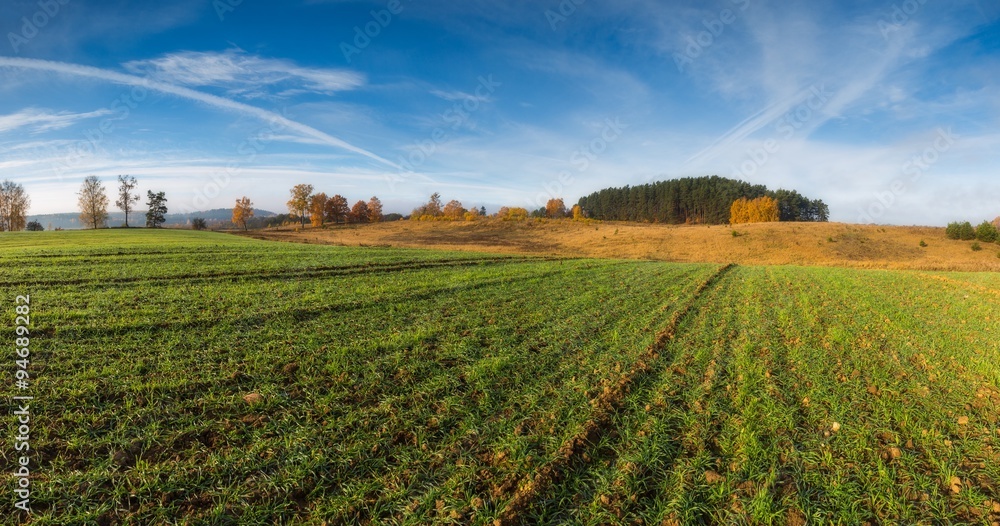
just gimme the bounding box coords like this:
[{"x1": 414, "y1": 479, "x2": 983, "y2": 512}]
[
  {"x1": 705, "y1": 470, "x2": 724, "y2": 484},
  {"x1": 949, "y1": 476, "x2": 962, "y2": 494},
  {"x1": 111, "y1": 450, "x2": 134, "y2": 469},
  {"x1": 243, "y1": 393, "x2": 264, "y2": 404},
  {"x1": 786, "y1": 508, "x2": 807, "y2": 526}
]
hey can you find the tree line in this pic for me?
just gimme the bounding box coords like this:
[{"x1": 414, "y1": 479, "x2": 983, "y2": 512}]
[
  {"x1": 577, "y1": 176, "x2": 829, "y2": 224},
  {"x1": 227, "y1": 184, "x2": 388, "y2": 231},
  {"x1": 76, "y1": 175, "x2": 169, "y2": 228},
  {"x1": 0, "y1": 175, "x2": 836, "y2": 233},
  {"x1": 408, "y1": 194, "x2": 579, "y2": 222},
  {"x1": 1, "y1": 175, "x2": 169, "y2": 232},
  {"x1": 946, "y1": 218, "x2": 1000, "y2": 244}
]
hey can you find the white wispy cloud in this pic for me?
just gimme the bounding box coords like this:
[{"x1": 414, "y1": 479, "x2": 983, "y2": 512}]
[
  {"x1": 122, "y1": 49, "x2": 365, "y2": 98},
  {"x1": 0, "y1": 57, "x2": 399, "y2": 169},
  {"x1": 429, "y1": 89, "x2": 494, "y2": 103},
  {"x1": 0, "y1": 108, "x2": 113, "y2": 135}
]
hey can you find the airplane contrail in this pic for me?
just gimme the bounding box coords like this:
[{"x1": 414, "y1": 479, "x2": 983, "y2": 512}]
[{"x1": 0, "y1": 57, "x2": 402, "y2": 170}]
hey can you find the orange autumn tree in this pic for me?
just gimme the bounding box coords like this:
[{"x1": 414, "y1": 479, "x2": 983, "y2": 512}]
[
  {"x1": 309, "y1": 193, "x2": 328, "y2": 227},
  {"x1": 232, "y1": 196, "x2": 254, "y2": 231},
  {"x1": 367, "y1": 196, "x2": 383, "y2": 223},
  {"x1": 325, "y1": 194, "x2": 350, "y2": 225},
  {"x1": 350, "y1": 200, "x2": 370, "y2": 223},
  {"x1": 442, "y1": 200, "x2": 466, "y2": 220},
  {"x1": 730, "y1": 196, "x2": 780, "y2": 224},
  {"x1": 545, "y1": 198, "x2": 567, "y2": 218}
]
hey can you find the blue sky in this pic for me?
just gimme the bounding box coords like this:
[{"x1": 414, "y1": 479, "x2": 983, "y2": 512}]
[{"x1": 1, "y1": 0, "x2": 998, "y2": 224}]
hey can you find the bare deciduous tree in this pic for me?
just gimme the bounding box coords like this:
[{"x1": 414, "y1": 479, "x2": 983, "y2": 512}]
[
  {"x1": 78, "y1": 176, "x2": 109, "y2": 229},
  {"x1": 0, "y1": 180, "x2": 30, "y2": 232},
  {"x1": 115, "y1": 175, "x2": 140, "y2": 227}
]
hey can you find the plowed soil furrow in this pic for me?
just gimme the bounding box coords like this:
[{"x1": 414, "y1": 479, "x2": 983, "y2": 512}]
[
  {"x1": 916, "y1": 272, "x2": 1000, "y2": 297},
  {"x1": 491, "y1": 264, "x2": 735, "y2": 525},
  {"x1": 0, "y1": 256, "x2": 555, "y2": 288},
  {"x1": 34, "y1": 269, "x2": 562, "y2": 342}
]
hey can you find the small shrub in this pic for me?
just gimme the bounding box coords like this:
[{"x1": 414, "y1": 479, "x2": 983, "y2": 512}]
[
  {"x1": 731, "y1": 230, "x2": 742, "y2": 238},
  {"x1": 945, "y1": 222, "x2": 961, "y2": 239},
  {"x1": 25, "y1": 221, "x2": 44, "y2": 231},
  {"x1": 827, "y1": 236, "x2": 836, "y2": 243},
  {"x1": 191, "y1": 218, "x2": 208, "y2": 231},
  {"x1": 971, "y1": 242, "x2": 982, "y2": 252},
  {"x1": 958, "y1": 222, "x2": 976, "y2": 240},
  {"x1": 919, "y1": 240, "x2": 927, "y2": 247},
  {"x1": 975, "y1": 221, "x2": 998, "y2": 243}
]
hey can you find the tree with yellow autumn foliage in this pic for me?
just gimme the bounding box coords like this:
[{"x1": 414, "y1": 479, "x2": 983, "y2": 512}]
[
  {"x1": 730, "y1": 196, "x2": 780, "y2": 224},
  {"x1": 367, "y1": 196, "x2": 383, "y2": 223},
  {"x1": 287, "y1": 184, "x2": 313, "y2": 227},
  {"x1": 499, "y1": 207, "x2": 528, "y2": 221},
  {"x1": 232, "y1": 196, "x2": 254, "y2": 231},
  {"x1": 309, "y1": 193, "x2": 328, "y2": 227},
  {"x1": 442, "y1": 199, "x2": 466, "y2": 220},
  {"x1": 545, "y1": 198, "x2": 567, "y2": 218}
]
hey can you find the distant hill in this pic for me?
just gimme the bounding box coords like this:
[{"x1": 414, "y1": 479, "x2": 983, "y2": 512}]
[
  {"x1": 28, "y1": 208, "x2": 276, "y2": 230},
  {"x1": 240, "y1": 220, "x2": 1000, "y2": 272}
]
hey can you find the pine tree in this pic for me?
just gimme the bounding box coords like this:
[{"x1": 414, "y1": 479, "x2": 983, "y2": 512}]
[{"x1": 145, "y1": 191, "x2": 168, "y2": 228}]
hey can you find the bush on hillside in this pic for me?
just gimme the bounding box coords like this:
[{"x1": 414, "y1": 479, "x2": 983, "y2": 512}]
[
  {"x1": 947, "y1": 221, "x2": 976, "y2": 240},
  {"x1": 946, "y1": 222, "x2": 961, "y2": 239},
  {"x1": 975, "y1": 221, "x2": 998, "y2": 243}
]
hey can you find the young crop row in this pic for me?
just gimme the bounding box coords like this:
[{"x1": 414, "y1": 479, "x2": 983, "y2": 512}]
[
  {"x1": 0, "y1": 231, "x2": 523, "y2": 287},
  {"x1": 2, "y1": 231, "x2": 997, "y2": 524},
  {"x1": 509, "y1": 266, "x2": 1000, "y2": 524},
  {"x1": 0, "y1": 230, "x2": 721, "y2": 524}
]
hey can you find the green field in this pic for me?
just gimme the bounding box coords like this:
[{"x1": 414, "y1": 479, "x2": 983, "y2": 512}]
[{"x1": 1, "y1": 230, "x2": 999, "y2": 525}]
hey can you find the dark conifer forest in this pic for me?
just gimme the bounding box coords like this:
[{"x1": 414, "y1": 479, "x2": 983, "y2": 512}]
[{"x1": 577, "y1": 176, "x2": 830, "y2": 224}]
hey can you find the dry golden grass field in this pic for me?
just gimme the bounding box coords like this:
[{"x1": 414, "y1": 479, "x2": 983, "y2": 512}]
[{"x1": 236, "y1": 220, "x2": 1000, "y2": 271}]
